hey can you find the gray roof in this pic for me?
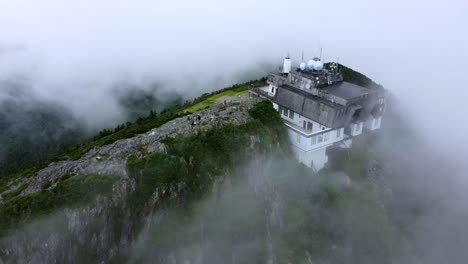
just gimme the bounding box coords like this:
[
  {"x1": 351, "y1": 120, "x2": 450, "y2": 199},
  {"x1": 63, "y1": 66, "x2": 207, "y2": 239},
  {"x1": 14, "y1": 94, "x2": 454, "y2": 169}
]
[
  {"x1": 273, "y1": 78, "x2": 385, "y2": 128},
  {"x1": 321, "y1": 81, "x2": 372, "y2": 100},
  {"x1": 274, "y1": 85, "x2": 348, "y2": 128}
]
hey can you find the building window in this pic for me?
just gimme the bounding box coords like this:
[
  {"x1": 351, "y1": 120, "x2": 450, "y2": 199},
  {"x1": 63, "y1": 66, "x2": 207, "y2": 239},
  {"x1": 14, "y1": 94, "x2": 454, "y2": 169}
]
[
  {"x1": 318, "y1": 134, "x2": 323, "y2": 143},
  {"x1": 307, "y1": 122, "x2": 313, "y2": 131},
  {"x1": 288, "y1": 110, "x2": 294, "y2": 119},
  {"x1": 311, "y1": 136, "x2": 316, "y2": 145},
  {"x1": 303, "y1": 121, "x2": 307, "y2": 129},
  {"x1": 324, "y1": 132, "x2": 329, "y2": 141},
  {"x1": 336, "y1": 129, "x2": 341, "y2": 138},
  {"x1": 355, "y1": 123, "x2": 360, "y2": 132},
  {"x1": 278, "y1": 106, "x2": 283, "y2": 114}
]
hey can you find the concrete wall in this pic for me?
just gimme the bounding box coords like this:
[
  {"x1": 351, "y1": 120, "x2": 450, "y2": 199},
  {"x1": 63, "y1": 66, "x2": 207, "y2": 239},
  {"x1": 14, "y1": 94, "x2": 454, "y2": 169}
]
[
  {"x1": 349, "y1": 122, "x2": 363, "y2": 136},
  {"x1": 287, "y1": 127, "x2": 344, "y2": 152},
  {"x1": 291, "y1": 144, "x2": 328, "y2": 172}
]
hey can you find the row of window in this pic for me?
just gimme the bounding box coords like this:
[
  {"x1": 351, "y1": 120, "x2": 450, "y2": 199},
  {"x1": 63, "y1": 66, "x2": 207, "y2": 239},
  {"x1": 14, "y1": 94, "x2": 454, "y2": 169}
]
[
  {"x1": 302, "y1": 120, "x2": 313, "y2": 131},
  {"x1": 278, "y1": 106, "x2": 294, "y2": 119}
]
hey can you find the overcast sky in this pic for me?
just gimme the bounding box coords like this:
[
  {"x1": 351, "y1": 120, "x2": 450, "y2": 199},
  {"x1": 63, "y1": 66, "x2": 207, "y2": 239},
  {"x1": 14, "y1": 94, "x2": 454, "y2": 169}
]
[{"x1": 0, "y1": 0, "x2": 467, "y2": 152}]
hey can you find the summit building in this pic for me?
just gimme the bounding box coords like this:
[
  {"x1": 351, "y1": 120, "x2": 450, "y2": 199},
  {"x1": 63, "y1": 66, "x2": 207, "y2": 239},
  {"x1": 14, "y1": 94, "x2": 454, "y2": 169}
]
[{"x1": 250, "y1": 56, "x2": 385, "y2": 170}]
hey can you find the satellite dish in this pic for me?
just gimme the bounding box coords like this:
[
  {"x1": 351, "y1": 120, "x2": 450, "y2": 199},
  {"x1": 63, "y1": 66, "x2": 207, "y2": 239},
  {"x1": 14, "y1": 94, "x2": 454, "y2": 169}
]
[{"x1": 312, "y1": 60, "x2": 324, "y2": 71}]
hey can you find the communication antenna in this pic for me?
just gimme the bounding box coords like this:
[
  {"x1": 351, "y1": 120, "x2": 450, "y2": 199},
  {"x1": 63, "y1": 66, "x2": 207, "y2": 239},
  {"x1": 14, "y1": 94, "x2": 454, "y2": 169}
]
[
  {"x1": 319, "y1": 48, "x2": 323, "y2": 61},
  {"x1": 299, "y1": 51, "x2": 307, "y2": 71}
]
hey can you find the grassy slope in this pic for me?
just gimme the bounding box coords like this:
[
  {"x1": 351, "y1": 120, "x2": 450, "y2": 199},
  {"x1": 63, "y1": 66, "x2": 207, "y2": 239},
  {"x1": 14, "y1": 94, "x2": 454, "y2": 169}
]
[{"x1": 181, "y1": 86, "x2": 249, "y2": 114}]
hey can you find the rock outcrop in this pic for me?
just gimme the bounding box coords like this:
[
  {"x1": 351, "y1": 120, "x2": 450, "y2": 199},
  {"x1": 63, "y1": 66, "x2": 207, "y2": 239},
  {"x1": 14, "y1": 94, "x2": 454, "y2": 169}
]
[{"x1": 16, "y1": 97, "x2": 261, "y2": 196}]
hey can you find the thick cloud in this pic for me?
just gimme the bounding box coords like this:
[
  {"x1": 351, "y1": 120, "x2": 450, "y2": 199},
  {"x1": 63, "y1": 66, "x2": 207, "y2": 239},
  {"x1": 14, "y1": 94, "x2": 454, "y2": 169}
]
[{"x1": 0, "y1": 0, "x2": 466, "y2": 134}]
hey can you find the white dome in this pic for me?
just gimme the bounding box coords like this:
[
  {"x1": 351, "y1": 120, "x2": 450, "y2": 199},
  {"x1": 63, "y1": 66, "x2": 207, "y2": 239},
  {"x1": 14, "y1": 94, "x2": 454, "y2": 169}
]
[
  {"x1": 299, "y1": 62, "x2": 306, "y2": 70},
  {"x1": 312, "y1": 60, "x2": 324, "y2": 71},
  {"x1": 307, "y1": 60, "x2": 315, "y2": 69}
]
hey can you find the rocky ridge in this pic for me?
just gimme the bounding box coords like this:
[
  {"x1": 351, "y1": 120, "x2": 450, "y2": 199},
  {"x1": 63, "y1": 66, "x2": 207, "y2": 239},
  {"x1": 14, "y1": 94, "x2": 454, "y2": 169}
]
[{"x1": 2, "y1": 96, "x2": 262, "y2": 199}]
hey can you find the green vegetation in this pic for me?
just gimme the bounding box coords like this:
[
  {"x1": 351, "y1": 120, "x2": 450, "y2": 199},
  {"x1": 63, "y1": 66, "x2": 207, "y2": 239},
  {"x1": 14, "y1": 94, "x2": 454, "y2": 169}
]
[
  {"x1": 1, "y1": 183, "x2": 27, "y2": 201},
  {"x1": 181, "y1": 86, "x2": 248, "y2": 114},
  {"x1": 66, "y1": 78, "x2": 266, "y2": 161},
  {"x1": 326, "y1": 63, "x2": 384, "y2": 89},
  {"x1": 181, "y1": 78, "x2": 266, "y2": 114},
  {"x1": 126, "y1": 100, "x2": 287, "y2": 208},
  {"x1": 0, "y1": 78, "x2": 265, "y2": 180},
  {"x1": 66, "y1": 108, "x2": 188, "y2": 160},
  {"x1": 0, "y1": 174, "x2": 118, "y2": 236},
  {"x1": 0, "y1": 168, "x2": 36, "y2": 194},
  {"x1": 0, "y1": 100, "x2": 285, "y2": 238},
  {"x1": 0, "y1": 100, "x2": 87, "y2": 179},
  {"x1": 126, "y1": 139, "x2": 399, "y2": 264}
]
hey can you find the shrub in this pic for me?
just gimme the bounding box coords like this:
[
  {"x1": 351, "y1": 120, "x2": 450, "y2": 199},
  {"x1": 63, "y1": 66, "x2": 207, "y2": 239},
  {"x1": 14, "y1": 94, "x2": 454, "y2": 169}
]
[{"x1": 0, "y1": 174, "x2": 118, "y2": 236}]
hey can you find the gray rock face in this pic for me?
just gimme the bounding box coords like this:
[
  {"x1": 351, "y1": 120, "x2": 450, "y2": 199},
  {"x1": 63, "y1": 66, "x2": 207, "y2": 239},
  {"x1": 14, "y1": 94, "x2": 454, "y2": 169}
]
[{"x1": 17, "y1": 97, "x2": 261, "y2": 196}]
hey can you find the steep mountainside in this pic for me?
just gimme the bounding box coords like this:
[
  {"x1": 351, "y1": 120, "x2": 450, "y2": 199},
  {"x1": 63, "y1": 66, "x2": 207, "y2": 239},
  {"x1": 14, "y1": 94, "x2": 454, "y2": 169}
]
[{"x1": 0, "y1": 101, "x2": 400, "y2": 264}]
